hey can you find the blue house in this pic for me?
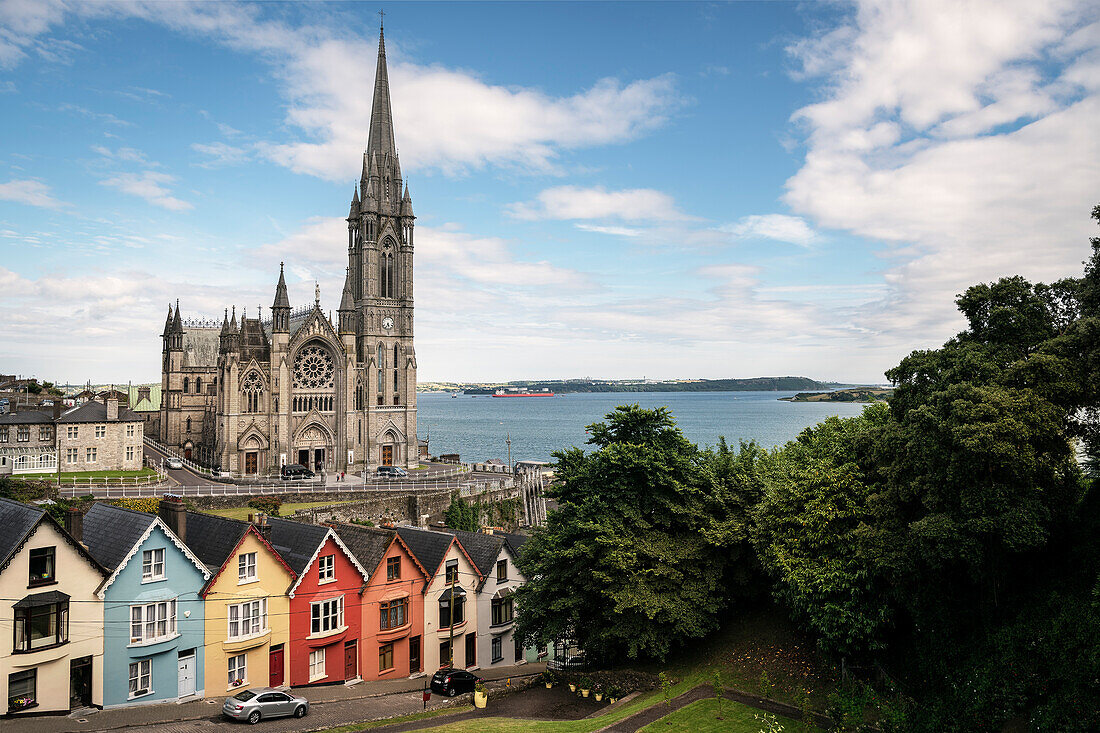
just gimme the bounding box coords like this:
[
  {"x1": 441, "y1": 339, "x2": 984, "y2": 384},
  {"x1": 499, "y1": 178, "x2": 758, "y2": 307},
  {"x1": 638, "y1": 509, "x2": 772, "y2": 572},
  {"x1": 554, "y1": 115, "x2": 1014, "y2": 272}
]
[{"x1": 83, "y1": 500, "x2": 210, "y2": 708}]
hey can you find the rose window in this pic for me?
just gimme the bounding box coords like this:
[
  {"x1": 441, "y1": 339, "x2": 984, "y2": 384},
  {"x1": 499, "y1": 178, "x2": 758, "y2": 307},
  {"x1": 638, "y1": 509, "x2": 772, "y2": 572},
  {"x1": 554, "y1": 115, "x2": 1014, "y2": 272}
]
[{"x1": 293, "y1": 346, "x2": 335, "y2": 389}]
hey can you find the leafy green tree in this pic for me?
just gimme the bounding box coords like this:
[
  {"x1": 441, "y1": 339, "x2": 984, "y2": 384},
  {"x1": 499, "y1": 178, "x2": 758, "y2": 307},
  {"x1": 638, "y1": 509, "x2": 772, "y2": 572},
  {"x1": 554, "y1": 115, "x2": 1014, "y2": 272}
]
[
  {"x1": 443, "y1": 494, "x2": 479, "y2": 531},
  {"x1": 515, "y1": 405, "x2": 754, "y2": 662}
]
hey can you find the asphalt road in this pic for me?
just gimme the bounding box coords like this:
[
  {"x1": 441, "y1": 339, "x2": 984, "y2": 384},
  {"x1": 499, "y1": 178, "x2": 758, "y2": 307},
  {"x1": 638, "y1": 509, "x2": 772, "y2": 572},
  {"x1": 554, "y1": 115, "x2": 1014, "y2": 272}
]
[{"x1": 143, "y1": 442, "x2": 208, "y2": 487}]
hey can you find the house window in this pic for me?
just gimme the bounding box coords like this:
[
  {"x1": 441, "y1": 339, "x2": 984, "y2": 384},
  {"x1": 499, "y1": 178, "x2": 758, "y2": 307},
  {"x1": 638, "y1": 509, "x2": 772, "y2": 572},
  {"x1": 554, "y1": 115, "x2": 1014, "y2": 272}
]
[
  {"x1": 318, "y1": 554, "x2": 335, "y2": 582},
  {"x1": 445, "y1": 559, "x2": 458, "y2": 584},
  {"x1": 227, "y1": 598, "x2": 267, "y2": 639},
  {"x1": 496, "y1": 560, "x2": 507, "y2": 583},
  {"x1": 439, "y1": 592, "x2": 465, "y2": 628},
  {"x1": 128, "y1": 659, "x2": 152, "y2": 697},
  {"x1": 228, "y1": 654, "x2": 247, "y2": 686},
  {"x1": 0, "y1": 427, "x2": 6, "y2": 442},
  {"x1": 311, "y1": 597, "x2": 343, "y2": 634},
  {"x1": 28, "y1": 547, "x2": 55, "y2": 585},
  {"x1": 142, "y1": 548, "x2": 165, "y2": 581},
  {"x1": 130, "y1": 600, "x2": 177, "y2": 644},
  {"x1": 238, "y1": 552, "x2": 257, "y2": 582},
  {"x1": 38, "y1": 426, "x2": 51, "y2": 441},
  {"x1": 386, "y1": 556, "x2": 400, "y2": 581},
  {"x1": 379, "y1": 597, "x2": 408, "y2": 630},
  {"x1": 66, "y1": 448, "x2": 78, "y2": 463},
  {"x1": 126, "y1": 446, "x2": 134, "y2": 461},
  {"x1": 95, "y1": 425, "x2": 106, "y2": 438},
  {"x1": 378, "y1": 643, "x2": 394, "y2": 672},
  {"x1": 17, "y1": 426, "x2": 29, "y2": 442},
  {"x1": 127, "y1": 424, "x2": 135, "y2": 437},
  {"x1": 491, "y1": 596, "x2": 514, "y2": 626},
  {"x1": 309, "y1": 649, "x2": 326, "y2": 680},
  {"x1": 86, "y1": 447, "x2": 97, "y2": 462},
  {"x1": 67, "y1": 426, "x2": 78, "y2": 439},
  {"x1": 8, "y1": 669, "x2": 36, "y2": 712},
  {"x1": 13, "y1": 601, "x2": 68, "y2": 651},
  {"x1": 491, "y1": 637, "x2": 502, "y2": 663}
]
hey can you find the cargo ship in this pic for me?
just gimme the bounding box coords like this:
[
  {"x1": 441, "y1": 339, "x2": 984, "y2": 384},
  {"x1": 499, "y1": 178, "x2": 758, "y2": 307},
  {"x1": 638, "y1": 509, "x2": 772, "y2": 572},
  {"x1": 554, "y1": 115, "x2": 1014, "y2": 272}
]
[{"x1": 492, "y1": 388, "x2": 555, "y2": 397}]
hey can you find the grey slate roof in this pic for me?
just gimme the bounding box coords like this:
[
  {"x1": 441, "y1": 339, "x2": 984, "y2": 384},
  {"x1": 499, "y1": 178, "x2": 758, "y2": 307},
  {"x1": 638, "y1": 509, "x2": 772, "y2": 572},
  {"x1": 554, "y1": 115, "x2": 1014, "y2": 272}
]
[
  {"x1": 493, "y1": 530, "x2": 529, "y2": 558},
  {"x1": 57, "y1": 400, "x2": 141, "y2": 424},
  {"x1": 264, "y1": 516, "x2": 330, "y2": 577},
  {"x1": 0, "y1": 411, "x2": 53, "y2": 424},
  {"x1": 183, "y1": 511, "x2": 249, "y2": 571},
  {"x1": 83, "y1": 503, "x2": 156, "y2": 571},
  {"x1": 395, "y1": 525, "x2": 455, "y2": 577},
  {"x1": 0, "y1": 497, "x2": 45, "y2": 572},
  {"x1": 332, "y1": 523, "x2": 395, "y2": 580},
  {"x1": 449, "y1": 528, "x2": 505, "y2": 578}
]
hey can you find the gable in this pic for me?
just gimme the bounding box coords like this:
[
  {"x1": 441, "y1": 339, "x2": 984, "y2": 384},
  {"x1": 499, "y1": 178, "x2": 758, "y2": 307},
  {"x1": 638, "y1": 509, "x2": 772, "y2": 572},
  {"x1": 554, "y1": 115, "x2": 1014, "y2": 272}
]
[
  {"x1": 286, "y1": 530, "x2": 370, "y2": 598},
  {"x1": 201, "y1": 526, "x2": 295, "y2": 598},
  {"x1": 97, "y1": 520, "x2": 211, "y2": 599}
]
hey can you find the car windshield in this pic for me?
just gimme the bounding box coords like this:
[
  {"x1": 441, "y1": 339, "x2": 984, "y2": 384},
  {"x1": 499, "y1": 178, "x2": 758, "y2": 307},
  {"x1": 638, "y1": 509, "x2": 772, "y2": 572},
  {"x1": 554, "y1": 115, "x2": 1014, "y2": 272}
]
[{"x1": 232, "y1": 691, "x2": 256, "y2": 701}]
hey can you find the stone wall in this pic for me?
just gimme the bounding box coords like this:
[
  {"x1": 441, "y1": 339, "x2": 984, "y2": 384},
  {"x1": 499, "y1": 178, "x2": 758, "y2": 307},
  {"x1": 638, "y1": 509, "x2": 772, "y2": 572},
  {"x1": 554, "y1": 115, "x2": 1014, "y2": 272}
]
[{"x1": 58, "y1": 418, "x2": 143, "y2": 472}]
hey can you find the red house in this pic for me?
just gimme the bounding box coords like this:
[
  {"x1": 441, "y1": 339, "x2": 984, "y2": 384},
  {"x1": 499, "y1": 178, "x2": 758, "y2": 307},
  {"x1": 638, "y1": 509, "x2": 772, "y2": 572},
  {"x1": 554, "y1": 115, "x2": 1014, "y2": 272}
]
[
  {"x1": 333, "y1": 524, "x2": 430, "y2": 680},
  {"x1": 266, "y1": 517, "x2": 370, "y2": 685}
]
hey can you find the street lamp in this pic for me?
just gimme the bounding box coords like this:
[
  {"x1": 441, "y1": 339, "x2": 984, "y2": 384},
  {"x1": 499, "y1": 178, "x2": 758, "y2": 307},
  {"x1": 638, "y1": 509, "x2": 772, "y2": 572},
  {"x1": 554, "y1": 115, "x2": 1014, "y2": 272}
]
[{"x1": 506, "y1": 432, "x2": 512, "y2": 473}]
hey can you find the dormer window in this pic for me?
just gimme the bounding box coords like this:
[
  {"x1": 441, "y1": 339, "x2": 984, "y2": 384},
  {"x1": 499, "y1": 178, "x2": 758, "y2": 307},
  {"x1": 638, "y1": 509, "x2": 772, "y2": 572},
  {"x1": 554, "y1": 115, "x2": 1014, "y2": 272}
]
[
  {"x1": 28, "y1": 547, "x2": 55, "y2": 586},
  {"x1": 142, "y1": 548, "x2": 165, "y2": 582},
  {"x1": 238, "y1": 552, "x2": 257, "y2": 583},
  {"x1": 387, "y1": 556, "x2": 400, "y2": 581},
  {"x1": 318, "y1": 554, "x2": 335, "y2": 582}
]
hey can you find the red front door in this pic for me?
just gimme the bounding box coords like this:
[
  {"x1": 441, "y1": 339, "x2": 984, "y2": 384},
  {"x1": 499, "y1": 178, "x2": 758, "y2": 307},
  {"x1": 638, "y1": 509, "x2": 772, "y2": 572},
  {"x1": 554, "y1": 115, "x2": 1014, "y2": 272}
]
[
  {"x1": 269, "y1": 646, "x2": 284, "y2": 687},
  {"x1": 344, "y1": 640, "x2": 357, "y2": 680}
]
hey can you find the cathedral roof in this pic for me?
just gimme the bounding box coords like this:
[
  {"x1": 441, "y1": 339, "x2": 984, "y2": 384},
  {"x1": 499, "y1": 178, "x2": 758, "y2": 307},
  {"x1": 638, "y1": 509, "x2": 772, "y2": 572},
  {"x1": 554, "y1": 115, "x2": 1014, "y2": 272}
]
[{"x1": 182, "y1": 328, "x2": 220, "y2": 367}]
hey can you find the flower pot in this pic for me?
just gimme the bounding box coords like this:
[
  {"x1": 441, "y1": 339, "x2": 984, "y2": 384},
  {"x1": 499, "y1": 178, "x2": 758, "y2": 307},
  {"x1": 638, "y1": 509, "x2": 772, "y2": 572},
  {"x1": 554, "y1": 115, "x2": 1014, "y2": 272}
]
[
  {"x1": 569, "y1": 683, "x2": 577, "y2": 692},
  {"x1": 474, "y1": 690, "x2": 488, "y2": 709},
  {"x1": 595, "y1": 693, "x2": 603, "y2": 701},
  {"x1": 545, "y1": 682, "x2": 553, "y2": 689},
  {"x1": 609, "y1": 697, "x2": 617, "y2": 704},
  {"x1": 581, "y1": 689, "x2": 590, "y2": 697}
]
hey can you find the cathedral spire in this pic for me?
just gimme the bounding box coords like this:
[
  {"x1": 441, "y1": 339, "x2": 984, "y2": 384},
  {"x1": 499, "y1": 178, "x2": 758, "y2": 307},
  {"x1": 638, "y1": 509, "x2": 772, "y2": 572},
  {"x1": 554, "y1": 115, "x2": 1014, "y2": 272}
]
[
  {"x1": 366, "y1": 21, "x2": 398, "y2": 165},
  {"x1": 273, "y1": 261, "x2": 290, "y2": 309},
  {"x1": 171, "y1": 299, "x2": 183, "y2": 333}
]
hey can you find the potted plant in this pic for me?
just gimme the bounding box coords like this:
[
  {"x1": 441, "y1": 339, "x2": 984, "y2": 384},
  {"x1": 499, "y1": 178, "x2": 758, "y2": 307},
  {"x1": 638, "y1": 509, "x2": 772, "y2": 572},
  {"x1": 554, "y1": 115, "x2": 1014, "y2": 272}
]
[
  {"x1": 473, "y1": 681, "x2": 488, "y2": 709},
  {"x1": 608, "y1": 686, "x2": 620, "y2": 704},
  {"x1": 8, "y1": 696, "x2": 36, "y2": 712},
  {"x1": 594, "y1": 683, "x2": 604, "y2": 702},
  {"x1": 542, "y1": 671, "x2": 555, "y2": 689},
  {"x1": 568, "y1": 678, "x2": 577, "y2": 693},
  {"x1": 579, "y1": 676, "x2": 592, "y2": 697}
]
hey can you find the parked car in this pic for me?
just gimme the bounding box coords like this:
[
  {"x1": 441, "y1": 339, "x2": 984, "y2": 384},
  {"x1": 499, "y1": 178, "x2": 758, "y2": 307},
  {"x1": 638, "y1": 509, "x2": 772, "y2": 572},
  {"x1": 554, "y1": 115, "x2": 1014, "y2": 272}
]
[
  {"x1": 548, "y1": 654, "x2": 589, "y2": 672},
  {"x1": 281, "y1": 464, "x2": 315, "y2": 480},
  {"x1": 222, "y1": 687, "x2": 308, "y2": 724},
  {"x1": 430, "y1": 668, "x2": 482, "y2": 697},
  {"x1": 376, "y1": 465, "x2": 408, "y2": 478},
  {"x1": 165, "y1": 457, "x2": 183, "y2": 470}
]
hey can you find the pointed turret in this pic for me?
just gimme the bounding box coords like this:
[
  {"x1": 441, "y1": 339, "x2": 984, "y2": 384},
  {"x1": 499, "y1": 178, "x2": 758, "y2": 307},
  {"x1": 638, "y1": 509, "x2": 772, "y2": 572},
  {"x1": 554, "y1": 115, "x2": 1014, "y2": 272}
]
[
  {"x1": 162, "y1": 303, "x2": 173, "y2": 337},
  {"x1": 367, "y1": 23, "x2": 398, "y2": 163},
  {"x1": 171, "y1": 299, "x2": 183, "y2": 333},
  {"x1": 272, "y1": 262, "x2": 291, "y2": 333},
  {"x1": 349, "y1": 186, "x2": 360, "y2": 218},
  {"x1": 401, "y1": 181, "x2": 414, "y2": 217},
  {"x1": 167, "y1": 300, "x2": 183, "y2": 351}
]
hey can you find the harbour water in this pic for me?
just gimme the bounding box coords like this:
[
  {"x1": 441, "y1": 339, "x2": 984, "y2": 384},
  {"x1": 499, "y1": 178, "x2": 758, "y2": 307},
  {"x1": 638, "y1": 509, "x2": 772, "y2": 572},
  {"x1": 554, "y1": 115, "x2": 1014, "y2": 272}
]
[{"x1": 417, "y1": 390, "x2": 867, "y2": 464}]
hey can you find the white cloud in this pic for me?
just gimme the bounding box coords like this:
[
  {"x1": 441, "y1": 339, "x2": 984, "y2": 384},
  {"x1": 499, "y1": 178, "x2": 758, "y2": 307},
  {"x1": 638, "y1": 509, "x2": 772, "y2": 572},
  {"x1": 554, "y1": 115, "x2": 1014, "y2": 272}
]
[
  {"x1": 509, "y1": 186, "x2": 690, "y2": 222},
  {"x1": 720, "y1": 214, "x2": 818, "y2": 247},
  {"x1": 99, "y1": 171, "x2": 192, "y2": 211},
  {"x1": 0, "y1": 178, "x2": 61, "y2": 208},
  {"x1": 575, "y1": 224, "x2": 645, "y2": 237},
  {"x1": 784, "y1": 0, "x2": 1100, "y2": 356},
  {"x1": 191, "y1": 141, "x2": 250, "y2": 168}
]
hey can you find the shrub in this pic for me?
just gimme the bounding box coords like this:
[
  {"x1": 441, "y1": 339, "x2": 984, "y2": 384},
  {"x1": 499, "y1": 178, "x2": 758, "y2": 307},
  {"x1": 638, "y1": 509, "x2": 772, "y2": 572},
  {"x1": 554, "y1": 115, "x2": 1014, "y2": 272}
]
[
  {"x1": 115, "y1": 497, "x2": 161, "y2": 513},
  {"x1": 248, "y1": 496, "x2": 282, "y2": 517}
]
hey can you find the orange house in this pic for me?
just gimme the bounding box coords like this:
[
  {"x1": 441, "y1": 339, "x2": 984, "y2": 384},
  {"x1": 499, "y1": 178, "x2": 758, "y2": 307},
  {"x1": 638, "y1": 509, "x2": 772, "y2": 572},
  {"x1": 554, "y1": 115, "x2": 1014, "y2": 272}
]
[{"x1": 333, "y1": 524, "x2": 429, "y2": 680}]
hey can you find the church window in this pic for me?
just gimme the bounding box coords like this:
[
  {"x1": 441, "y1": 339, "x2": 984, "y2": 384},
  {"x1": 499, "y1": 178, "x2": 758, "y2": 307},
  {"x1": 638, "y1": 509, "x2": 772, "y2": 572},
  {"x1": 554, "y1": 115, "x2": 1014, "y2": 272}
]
[
  {"x1": 293, "y1": 345, "x2": 335, "y2": 389},
  {"x1": 380, "y1": 239, "x2": 397, "y2": 298},
  {"x1": 183, "y1": 377, "x2": 189, "y2": 393},
  {"x1": 195, "y1": 377, "x2": 202, "y2": 394},
  {"x1": 186, "y1": 418, "x2": 191, "y2": 433},
  {"x1": 242, "y1": 371, "x2": 264, "y2": 413}
]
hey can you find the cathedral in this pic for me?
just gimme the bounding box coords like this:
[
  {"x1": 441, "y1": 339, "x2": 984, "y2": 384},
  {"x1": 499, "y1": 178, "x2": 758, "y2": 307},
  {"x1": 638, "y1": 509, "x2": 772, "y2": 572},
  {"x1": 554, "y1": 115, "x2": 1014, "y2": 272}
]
[{"x1": 159, "y1": 26, "x2": 417, "y2": 475}]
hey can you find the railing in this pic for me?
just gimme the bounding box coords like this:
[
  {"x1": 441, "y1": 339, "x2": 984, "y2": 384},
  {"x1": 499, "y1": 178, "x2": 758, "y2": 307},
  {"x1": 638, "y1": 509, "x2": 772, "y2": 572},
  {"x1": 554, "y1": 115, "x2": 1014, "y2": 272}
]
[
  {"x1": 57, "y1": 477, "x2": 516, "y2": 499},
  {"x1": 144, "y1": 436, "x2": 219, "y2": 478}
]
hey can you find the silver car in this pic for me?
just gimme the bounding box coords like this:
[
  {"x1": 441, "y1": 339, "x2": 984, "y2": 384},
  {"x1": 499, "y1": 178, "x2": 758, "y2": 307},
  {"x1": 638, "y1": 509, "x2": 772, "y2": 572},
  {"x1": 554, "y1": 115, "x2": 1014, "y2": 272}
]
[{"x1": 222, "y1": 688, "x2": 308, "y2": 724}]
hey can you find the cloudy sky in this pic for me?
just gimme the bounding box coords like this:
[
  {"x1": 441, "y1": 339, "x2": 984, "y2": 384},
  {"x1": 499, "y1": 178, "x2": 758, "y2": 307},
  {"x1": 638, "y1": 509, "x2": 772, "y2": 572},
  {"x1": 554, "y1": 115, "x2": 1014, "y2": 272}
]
[{"x1": 1, "y1": 1, "x2": 1097, "y2": 384}]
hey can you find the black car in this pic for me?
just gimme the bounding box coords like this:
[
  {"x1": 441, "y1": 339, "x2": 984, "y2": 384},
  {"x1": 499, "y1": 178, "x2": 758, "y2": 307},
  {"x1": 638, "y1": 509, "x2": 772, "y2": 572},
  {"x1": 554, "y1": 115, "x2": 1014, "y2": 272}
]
[
  {"x1": 281, "y1": 464, "x2": 315, "y2": 480},
  {"x1": 430, "y1": 668, "x2": 481, "y2": 697}
]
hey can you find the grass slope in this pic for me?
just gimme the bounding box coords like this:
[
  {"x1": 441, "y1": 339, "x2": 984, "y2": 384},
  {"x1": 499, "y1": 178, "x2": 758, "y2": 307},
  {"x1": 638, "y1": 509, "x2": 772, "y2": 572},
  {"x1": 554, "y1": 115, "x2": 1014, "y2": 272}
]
[{"x1": 641, "y1": 698, "x2": 815, "y2": 732}]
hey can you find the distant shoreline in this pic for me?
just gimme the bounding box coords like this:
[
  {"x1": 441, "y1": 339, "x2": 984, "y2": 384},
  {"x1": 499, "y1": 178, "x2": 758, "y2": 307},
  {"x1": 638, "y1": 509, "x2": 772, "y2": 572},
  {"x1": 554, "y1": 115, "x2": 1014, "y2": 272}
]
[
  {"x1": 420, "y1": 376, "x2": 858, "y2": 395},
  {"x1": 779, "y1": 387, "x2": 892, "y2": 403}
]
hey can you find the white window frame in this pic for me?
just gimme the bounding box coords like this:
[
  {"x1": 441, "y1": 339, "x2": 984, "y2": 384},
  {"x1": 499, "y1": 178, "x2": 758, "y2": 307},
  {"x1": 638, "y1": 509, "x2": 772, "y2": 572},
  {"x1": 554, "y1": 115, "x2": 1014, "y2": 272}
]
[
  {"x1": 309, "y1": 649, "x2": 326, "y2": 681},
  {"x1": 66, "y1": 448, "x2": 78, "y2": 464},
  {"x1": 310, "y1": 596, "x2": 343, "y2": 635},
  {"x1": 318, "y1": 554, "x2": 335, "y2": 583},
  {"x1": 228, "y1": 654, "x2": 247, "y2": 686},
  {"x1": 129, "y1": 659, "x2": 152, "y2": 698},
  {"x1": 127, "y1": 424, "x2": 135, "y2": 437},
  {"x1": 238, "y1": 552, "x2": 257, "y2": 583},
  {"x1": 129, "y1": 599, "x2": 177, "y2": 645},
  {"x1": 126, "y1": 445, "x2": 134, "y2": 461},
  {"x1": 227, "y1": 598, "x2": 267, "y2": 639},
  {"x1": 95, "y1": 425, "x2": 106, "y2": 438},
  {"x1": 86, "y1": 446, "x2": 97, "y2": 462},
  {"x1": 142, "y1": 548, "x2": 165, "y2": 582},
  {"x1": 67, "y1": 426, "x2": 78, "y2": 439}
]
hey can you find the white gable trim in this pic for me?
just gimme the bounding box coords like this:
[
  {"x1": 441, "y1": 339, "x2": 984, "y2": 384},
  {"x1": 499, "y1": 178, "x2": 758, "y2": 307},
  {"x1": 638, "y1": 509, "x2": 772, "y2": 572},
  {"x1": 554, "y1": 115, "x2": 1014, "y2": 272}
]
[
  {"x1": 97, "y1": 517, "x2": 211, "y2": 599},
  {"x1": 286, "y1": 528, "x2": 371, "y2": 598}
]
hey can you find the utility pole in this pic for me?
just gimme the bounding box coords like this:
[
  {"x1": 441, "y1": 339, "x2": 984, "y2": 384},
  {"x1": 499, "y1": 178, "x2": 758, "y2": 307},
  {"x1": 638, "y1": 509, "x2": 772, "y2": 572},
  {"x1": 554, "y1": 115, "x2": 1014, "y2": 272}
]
[{"x1": 506, "y1": 432, "x2": 512, "y2": 472}]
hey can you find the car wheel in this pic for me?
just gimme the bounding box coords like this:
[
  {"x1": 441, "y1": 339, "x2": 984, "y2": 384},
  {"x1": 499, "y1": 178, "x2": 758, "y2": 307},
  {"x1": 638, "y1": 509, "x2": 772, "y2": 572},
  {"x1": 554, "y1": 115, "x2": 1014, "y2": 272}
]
[
  {"x1": 448, "y1": 687, "x2": 457, "y2": 697},
  {"x1": 294, "y1": 705, "x2": 306, "y2": 718},
  {"x1": 248, "y1": 711, "x2": 261, "y2": 725}
]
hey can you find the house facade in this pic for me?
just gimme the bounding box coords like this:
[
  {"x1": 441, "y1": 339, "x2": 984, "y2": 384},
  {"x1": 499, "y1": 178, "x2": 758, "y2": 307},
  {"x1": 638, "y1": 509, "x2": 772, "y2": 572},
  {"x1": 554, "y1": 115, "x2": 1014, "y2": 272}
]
[
  {"x1": 57, "y1": 399, "x2": 144, "y2": 473},
  {"x1": 0, "y1": 411, "x2": 55, "y2": 476},
  {"x1": 0, "y1": 499, "x2": 107, "y2": 716},
  {"x1": 450, "y1": 530, "x2": 527, "y2": 669},
  {"x1": 82, "y1": 504, "x2": 210, "y2": 708}
]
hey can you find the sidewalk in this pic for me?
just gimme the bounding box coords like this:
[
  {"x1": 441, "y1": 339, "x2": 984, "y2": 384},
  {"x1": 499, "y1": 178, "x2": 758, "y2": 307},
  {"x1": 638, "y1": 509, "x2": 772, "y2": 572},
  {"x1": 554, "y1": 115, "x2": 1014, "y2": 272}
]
[{"x1": 5, "y1": 662, "x2": 545, "y2": 733}]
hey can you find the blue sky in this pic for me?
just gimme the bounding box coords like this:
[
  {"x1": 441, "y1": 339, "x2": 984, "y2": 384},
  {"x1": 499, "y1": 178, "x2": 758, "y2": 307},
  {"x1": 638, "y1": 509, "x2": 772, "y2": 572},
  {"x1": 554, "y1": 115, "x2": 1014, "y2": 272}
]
[{"x1": 1, "y1": 1, "x2": 1098, "y2": 384}]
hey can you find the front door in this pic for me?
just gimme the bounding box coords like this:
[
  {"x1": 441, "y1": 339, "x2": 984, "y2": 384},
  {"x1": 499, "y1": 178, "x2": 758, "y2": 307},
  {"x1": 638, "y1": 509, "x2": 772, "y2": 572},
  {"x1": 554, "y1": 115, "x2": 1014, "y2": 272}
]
[
  {"x1": 178, "y1": 651, "x2": 196, "y2": 697},
  {"x1": 440, "y1": 640, "x2": 452, "y2": 668},
  {"x1": 344, "y1": 640, "x2": 357, "y2": 680},
  {"x1": 245, "y1": 452, "x2": 257, "y2": 474},
  {"x1": 382, "y1": 445, "x2": 393, "y2": 466},
  {"x1": 298, "y1": 449, "x2": 309, "y2": 467},
  {"x1": 183, "y1": 447, "x2": 192, "y2": 460},
  {"x1": 314, "y1": 448, "x2": 325, "y2": 471},
  {"x1": 269, "y1": 645, "x2": 284, "y2": 687},
  {"x1": 69, "y1": 656, "x2": 92, "y2": 708},
  {"x1": 409, "y1": 635, "x2": 421, "y2": 674},
  {"x1": 465, "y1": 632, "x2": 476, "y2": 668}
]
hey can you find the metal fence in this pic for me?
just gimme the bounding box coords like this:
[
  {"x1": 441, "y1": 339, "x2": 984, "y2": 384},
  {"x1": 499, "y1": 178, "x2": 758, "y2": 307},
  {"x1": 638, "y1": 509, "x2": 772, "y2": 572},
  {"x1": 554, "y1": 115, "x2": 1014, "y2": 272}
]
[{"x1": 57, "y1": 477, "x2": 516, "y2": 499}]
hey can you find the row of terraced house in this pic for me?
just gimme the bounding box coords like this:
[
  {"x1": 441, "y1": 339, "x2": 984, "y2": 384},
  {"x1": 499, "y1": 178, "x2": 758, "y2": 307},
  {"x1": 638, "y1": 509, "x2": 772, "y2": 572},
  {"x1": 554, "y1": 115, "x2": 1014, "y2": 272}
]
[{"x1": 0, "y1": 495, "x2": 530, "y2": 717}]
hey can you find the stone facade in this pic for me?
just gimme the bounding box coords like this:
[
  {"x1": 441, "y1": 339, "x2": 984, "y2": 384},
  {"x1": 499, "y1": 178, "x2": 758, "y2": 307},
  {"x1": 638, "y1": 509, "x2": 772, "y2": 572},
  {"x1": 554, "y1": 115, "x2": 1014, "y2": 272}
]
[
  {"x1": 158, "y1": 27, "x2": 417, "y2": 477},
  {"x1": 0, "y1": 411, "x2": 55, "y2": 475},
  {"x1": 57, "y1": 399, "x2": 144, "y2": 473}
]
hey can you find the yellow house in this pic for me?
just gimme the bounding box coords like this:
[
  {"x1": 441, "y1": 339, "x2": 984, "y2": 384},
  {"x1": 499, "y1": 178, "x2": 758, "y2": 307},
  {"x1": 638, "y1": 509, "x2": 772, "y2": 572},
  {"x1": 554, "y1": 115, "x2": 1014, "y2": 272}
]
[{"x1": 163, "y1": 508, "x2": 295, "y2": 693}]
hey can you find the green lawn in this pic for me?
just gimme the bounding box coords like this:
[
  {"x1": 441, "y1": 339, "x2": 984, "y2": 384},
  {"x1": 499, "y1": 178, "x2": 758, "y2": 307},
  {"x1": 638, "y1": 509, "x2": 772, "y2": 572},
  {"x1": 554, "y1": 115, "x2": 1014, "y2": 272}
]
[
  {"x1": 323, "y1": 705, "x2": 472, "y2": 732},
  {"x1": 207, "y1": 500, "x2": 357, "y2": 521},
  {"x1": 641, "y1": 698, "x2": 816, "y2": 732},
  {"x1": 18, "y1": 468, "x2": 158, "y2": 480}
]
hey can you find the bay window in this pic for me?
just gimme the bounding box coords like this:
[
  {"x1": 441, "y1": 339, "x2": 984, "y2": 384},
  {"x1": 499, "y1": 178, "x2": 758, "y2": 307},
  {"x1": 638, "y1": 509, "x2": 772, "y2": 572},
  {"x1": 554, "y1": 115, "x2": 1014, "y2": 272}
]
[
  {"x1": 379, "y1": 597, "x2": 407, "y2": 630},
  {"x1": 228, "y1": 598, "x2": 267, "y2": 639},
  {"x1": 13, "y1": 599, "x2": 68, "y2": 652},
  {"x1": 129, "y1": 599, "x2": 177, "y2": 644},
  {"x1": 311, "y1": 597, "x2": 343, "y2": 634}
]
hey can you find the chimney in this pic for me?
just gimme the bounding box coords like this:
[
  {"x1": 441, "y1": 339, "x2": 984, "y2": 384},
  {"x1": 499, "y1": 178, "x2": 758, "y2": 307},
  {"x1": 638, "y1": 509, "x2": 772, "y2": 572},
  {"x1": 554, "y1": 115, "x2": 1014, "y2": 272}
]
[
  {"x1": 159, "y1": 495, "x2": 187, "y2": 543},
  {"x1": 65, "y1": 507, "x2": 83, "y2": 542},
  {"x1": 253, "y1": 514, "x2": 272, "y2": 540},
  {"x1": 106, "y1": 397, "x2": 118, "y2": 421}
]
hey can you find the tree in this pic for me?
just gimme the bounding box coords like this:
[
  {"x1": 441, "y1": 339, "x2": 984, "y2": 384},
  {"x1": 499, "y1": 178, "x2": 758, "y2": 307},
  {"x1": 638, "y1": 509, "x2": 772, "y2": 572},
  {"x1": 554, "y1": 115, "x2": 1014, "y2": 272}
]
[
  {"x1": 443, "y1": 494, "x2": 479, "y2": 532},
  {"x1": 515, "y1": 405, "x2": 755, "y2": 662}
]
